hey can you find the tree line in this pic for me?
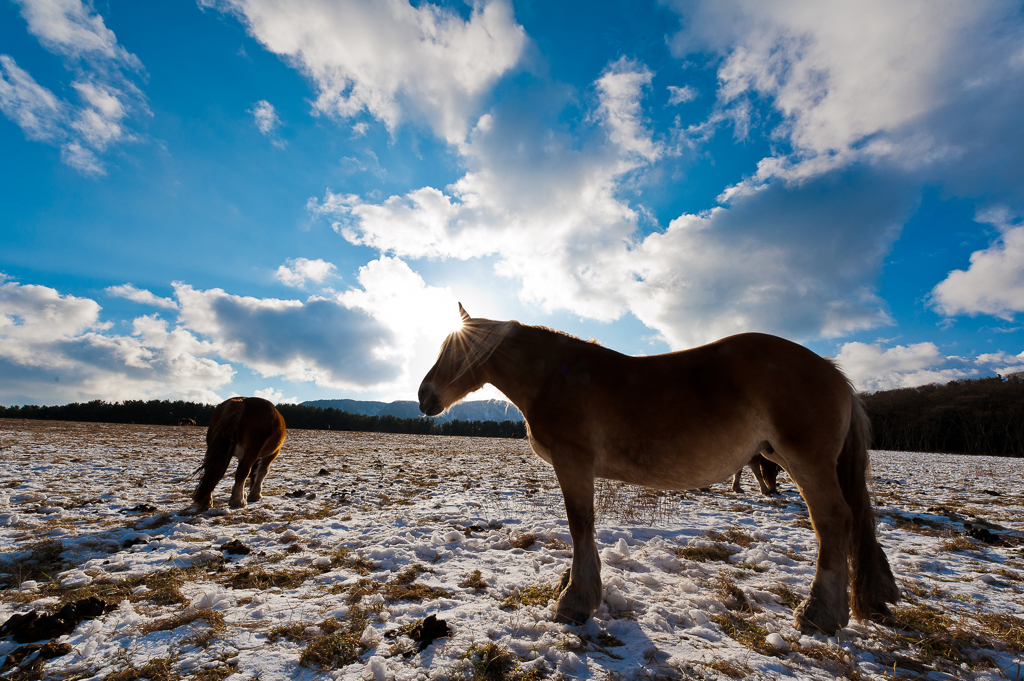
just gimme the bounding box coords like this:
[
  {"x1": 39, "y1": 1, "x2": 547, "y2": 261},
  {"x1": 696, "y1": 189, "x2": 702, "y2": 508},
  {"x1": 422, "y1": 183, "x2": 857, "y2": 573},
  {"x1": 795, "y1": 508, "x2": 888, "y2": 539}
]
[
  {"x1": 4, "y1": 373, "x2": 1023, "y2": 454},
  {"x1": 0, "y1": 400, "x2": 527, "y2": 440},
  {"x1": 861, "y1": 374, "x2": 1024, "y2": 457}
]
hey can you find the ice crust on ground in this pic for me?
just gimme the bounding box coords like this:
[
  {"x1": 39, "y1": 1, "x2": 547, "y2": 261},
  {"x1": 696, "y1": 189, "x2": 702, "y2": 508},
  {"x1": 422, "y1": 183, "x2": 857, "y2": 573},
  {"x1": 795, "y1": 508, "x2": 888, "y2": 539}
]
[{"x1": 0, "y1": 419, "x2": 1022, "y2": 680}]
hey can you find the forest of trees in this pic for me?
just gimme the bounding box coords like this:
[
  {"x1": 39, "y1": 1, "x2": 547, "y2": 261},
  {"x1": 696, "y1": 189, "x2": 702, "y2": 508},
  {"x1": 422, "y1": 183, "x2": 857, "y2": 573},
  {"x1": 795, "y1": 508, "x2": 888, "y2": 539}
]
[
  {"x1": 2, "y1": 373, "x2": 1023, "y2": 455},
  {"x1": 861, "y1": 373, "x2": 1024, "y2": 457},
  {"x1": 0, "y1": 400, "x2": 527, "y2": 440}
]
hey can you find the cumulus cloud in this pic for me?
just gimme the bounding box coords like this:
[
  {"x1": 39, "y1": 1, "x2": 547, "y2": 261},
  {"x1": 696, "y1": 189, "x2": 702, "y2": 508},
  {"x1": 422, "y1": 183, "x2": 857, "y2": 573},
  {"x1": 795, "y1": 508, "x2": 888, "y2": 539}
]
[
  {"x1": 0, "y1": 279, "x2": 232, "y2": 404},
  {"x1": 665, "y1": 1, "x2": 1024, "y2": 200},
  {"x1": 313, "y1": 58, "x2": 913, "y2": 348},
  {"x1": 173, "y1": 282, "x2": 401, "y2": 389},
  {"x1": 204, "y1": 0, "x2": 527, "y2": 144},
  {"x1": 105, "y1": 283, "x2": 179, "y2": 310},
  {"x1": 253, "y1": 387, "x2": 299, "y2": 404},
  {"x1": 274, "y1": 258, "x2": 337, "y2": 288},
  {"x1": 628, "y1": 169, "x2": 912, "y2": 348},
  {"x1": 1, "y1": 0, "x2": 145, "y2": 175},
  {"x1": 930, "y1": 208, "x2": 1024, "y2": 321},
  {"x1": 834, "y1": 341, "x2": 976, "y2": 392},
  {"x1": 249, "y1": 99, "x2": 285, "y2": 147}
]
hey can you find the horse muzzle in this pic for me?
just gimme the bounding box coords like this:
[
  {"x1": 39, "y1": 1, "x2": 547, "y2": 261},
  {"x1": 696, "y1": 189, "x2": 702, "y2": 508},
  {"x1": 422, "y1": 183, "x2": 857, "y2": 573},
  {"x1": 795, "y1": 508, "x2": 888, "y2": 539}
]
[{"x1": 418, "y1": 384, "x2": 443, "y2": 416}]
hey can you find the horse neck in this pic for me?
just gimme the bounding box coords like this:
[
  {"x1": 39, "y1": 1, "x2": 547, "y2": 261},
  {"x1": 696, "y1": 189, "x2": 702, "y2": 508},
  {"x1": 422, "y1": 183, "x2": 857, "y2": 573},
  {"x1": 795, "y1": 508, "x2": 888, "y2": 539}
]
[{"x1": 480, "y1": 324, "x2": 575, "y2": 417}]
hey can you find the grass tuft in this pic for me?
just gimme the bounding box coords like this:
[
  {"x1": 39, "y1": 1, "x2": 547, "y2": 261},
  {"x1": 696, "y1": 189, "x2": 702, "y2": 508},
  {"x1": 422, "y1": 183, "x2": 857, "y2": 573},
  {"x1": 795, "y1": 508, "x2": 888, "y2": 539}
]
[{"x1": 501, "y1": 583, "x2": 559, "y2": 610}]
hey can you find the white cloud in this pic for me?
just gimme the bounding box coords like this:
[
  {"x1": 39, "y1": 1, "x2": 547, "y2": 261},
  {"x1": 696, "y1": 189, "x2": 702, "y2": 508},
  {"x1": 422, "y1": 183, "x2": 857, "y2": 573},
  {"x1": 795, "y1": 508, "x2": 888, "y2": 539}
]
[
  {"x1": 628, "y1": 169, "x2": 910, "y2": 348},
  {"x1": 665, "y1": 1, "x2": 1024, "y2": 201},
  {"x1": 834, "y1": 341, "x2": 975, "y2": 392},
  {"x1": 249, "y1": 99, "x2": 285, "y2": 147},
  {"x1": 667, "y1": 84, "x2": 697, "y2": 105},
  {"x1": 595, "y1": 57, "x2": 662, "y2": 164},
  {"x1": 173, "y1": 282, "x2": 402, "y2": 389},
  {"x1": 105, "y1": 283, "x2": 179, "y2": 310},
  {"x1": 0, "y1": 55, "x2": 65, "y2": 143},
  {"x1": 274, "y1": 258, "x2": 337, "y2": 288},
  {"x1": 313, "y1": 57, "x2": 913, "y2": 348},
  {"x1": 0, "y1": 279, "x2": 232, "y2": 405},
  {"x1": 1, "y1": 0, "x2": 145, "y2": 175},
  {"x1": 930, "y1": 208, "x2": 1024, "y2": 321},
  {"x1": 13, "y1": 0, "x2": 141, "y2": 66},
  {"x1": 253, "y1": 387, "x2": 299, "y2": 404},
  {"x1": 204, "y1": 0, "x2": 526, "y2": 143}
]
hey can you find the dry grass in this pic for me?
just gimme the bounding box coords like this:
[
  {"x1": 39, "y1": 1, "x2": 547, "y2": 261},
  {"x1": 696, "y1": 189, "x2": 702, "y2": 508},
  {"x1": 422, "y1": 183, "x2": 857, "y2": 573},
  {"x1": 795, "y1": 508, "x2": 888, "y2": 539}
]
[
  {"x1": 888, "y1": 603, "x2": 981, "y2": 665},
  {"x1": 975, "y1": 612, "x2": 1024, "y2": 651},
  {"x1": 341, "y1": 565, "x2": 449, "y2": 605},
  {"x1": 104, "y1": 657, "x2": 177, "y2": 681},
  {"x1": 223, "y1": 567, "x2": 315, "y2": 590},
  {"x1": 460, "y1": 642, "x2": 543, "y2": 681},
  {"x1": 799, "y1": 645, "x2": 862, "y2": 680},
  {"x1": 510, "y1": 533, "x2": 537, "y2": 550},
  {"x1": 460, "y1": 569, "x2": 488, "y2": 591},
  {"x1": 501, "y1": 582, "x2": 559, "y2": 610},
  {"x1": 767, "y1": 584, "x2": 802, "y2": 610},
  {"x1": 140, "y1": 608, "x2": 225, "y2": 635},
  {"x1": 298, "y1": 611, "x2": 370, "y2": 670},
  {"x1": 676, "y1": 543, "x2": 735, "y2": 563}
]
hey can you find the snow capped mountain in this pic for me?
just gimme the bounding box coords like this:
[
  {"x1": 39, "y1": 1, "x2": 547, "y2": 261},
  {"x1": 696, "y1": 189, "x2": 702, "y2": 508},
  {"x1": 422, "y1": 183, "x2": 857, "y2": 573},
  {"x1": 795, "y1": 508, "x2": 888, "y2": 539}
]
[{"x1": 301, "y1": 399, "x2": 524, "y2": 424}]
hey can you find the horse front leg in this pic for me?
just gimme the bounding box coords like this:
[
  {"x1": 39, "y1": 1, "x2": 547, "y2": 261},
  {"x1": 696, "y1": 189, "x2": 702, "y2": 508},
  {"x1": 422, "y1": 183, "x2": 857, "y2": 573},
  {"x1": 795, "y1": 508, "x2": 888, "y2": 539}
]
[
  {"x1": 793, "y1": 476, "x2": 853, "y2": 634},
  {"x1": 750, "y1": 458, "x2": 772, "y2": 495},
  {"x1": 552, "y1": 464, "x2": 601, "y2": 625}
]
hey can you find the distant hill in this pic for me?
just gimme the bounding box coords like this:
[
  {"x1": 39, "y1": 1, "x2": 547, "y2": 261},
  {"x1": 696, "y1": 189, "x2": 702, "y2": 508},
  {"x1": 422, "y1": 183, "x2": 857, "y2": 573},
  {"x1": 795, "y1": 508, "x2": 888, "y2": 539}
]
[{"x1": 301, "y1": 398, "x2": 524, "y2": 424}]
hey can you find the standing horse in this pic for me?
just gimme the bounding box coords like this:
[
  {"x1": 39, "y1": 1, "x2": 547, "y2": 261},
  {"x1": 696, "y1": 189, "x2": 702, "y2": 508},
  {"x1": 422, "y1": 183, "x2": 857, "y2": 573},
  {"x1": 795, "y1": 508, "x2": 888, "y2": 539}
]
[
  {"x1": 732, "y1": 453, "x2": 782, "y2": 495},
  {"x1": 419, "y1": 305, "x2": 898, "y2": 635},
  {"x1": 192, "y1": 397, "x2": 286, "y2": 512},
  {"x1": 177, "y1": 417, "x2": 197, "y2": 426}
]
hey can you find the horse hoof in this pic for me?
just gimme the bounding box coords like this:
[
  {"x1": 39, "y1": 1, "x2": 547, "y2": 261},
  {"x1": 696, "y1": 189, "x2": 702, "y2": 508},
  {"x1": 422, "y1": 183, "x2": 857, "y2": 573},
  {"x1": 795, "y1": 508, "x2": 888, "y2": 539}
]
[
  {"x1": 193, "y1": 502, "x2": 212, "y2": 513},
  {"x1": 554, "y1": 587, "x2": 595, "y2": 626},
  {"x1": 229, "y1": 498, "x2": 247, "y2": 509},
  {"x1": 553, "y1": 602, "x2": 590, "y2": 626},
  {"x1": 794, "y1": 598, "x2": 846, "y2": 636},
  {"x1": 246, "y1": 494, "x2": 262, "y2": 503},
  {"x1": 868, "y1": 603, "x2": 896, "y2": 626}
]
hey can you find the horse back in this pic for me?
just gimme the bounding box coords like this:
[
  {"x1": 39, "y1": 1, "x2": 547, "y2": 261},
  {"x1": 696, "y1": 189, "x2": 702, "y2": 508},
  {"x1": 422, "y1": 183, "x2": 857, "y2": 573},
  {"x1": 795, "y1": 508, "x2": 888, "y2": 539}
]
[{"x1": 207, "y1": 397, "x2": 286, "y2": 455}]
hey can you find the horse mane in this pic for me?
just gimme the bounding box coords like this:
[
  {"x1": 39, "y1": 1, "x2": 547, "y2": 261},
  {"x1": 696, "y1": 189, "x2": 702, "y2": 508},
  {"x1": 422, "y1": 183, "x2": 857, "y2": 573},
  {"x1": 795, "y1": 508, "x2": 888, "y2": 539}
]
[{"x1": 520, "y1": 323, "x2": 603, "y2": 346}]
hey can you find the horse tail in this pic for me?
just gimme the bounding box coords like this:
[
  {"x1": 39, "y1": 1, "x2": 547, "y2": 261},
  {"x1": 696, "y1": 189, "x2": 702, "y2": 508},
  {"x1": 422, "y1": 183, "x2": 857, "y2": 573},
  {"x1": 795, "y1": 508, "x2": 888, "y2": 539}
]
[
  {"x1": 192, "y1": 398, "x2": 245, "y2": 504},
  {"x1": 836, "y1": 385, "x2": 900, "y2": 621}
]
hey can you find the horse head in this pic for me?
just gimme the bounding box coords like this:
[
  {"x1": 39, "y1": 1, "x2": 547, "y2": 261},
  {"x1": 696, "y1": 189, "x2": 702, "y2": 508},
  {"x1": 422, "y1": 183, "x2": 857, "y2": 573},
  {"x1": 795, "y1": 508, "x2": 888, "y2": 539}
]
[{"x1": 418, "y1": 303, "x2": 509, "y2": 416}]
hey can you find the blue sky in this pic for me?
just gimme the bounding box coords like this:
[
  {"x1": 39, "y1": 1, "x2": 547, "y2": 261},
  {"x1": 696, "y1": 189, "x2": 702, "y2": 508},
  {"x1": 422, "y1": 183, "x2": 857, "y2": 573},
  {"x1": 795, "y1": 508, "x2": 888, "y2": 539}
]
[{"x1": 2, "y1": 0, "x2": 1024, "y2": 407}]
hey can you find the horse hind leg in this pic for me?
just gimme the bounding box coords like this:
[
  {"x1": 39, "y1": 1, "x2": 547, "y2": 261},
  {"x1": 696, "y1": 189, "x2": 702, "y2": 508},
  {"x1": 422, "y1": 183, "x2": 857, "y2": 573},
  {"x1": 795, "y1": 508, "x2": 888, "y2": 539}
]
[
  {"x1": 229, "y1": 443, "x2": 256, "y2": 509},
  {"x1": 247, "y1": 452, "x2": 279, "y2": 503},
  {"x1": 247, "y1": 429, "x2": 284, "y2": 503},
  {"x1": 731, "y1": 468, "x2": 743, "y2": 492}
]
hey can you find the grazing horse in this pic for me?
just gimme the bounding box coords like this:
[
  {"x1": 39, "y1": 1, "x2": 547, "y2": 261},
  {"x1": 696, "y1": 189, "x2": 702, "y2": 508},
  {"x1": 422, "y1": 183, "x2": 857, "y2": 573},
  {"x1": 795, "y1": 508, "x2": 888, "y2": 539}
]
[
  {"x1": 177, "y1": 417, "x2": 197, "y2": 426},
  {"x1": 732, "y1": 453, "x2": 782, "y2": 495},
  {"x1": 419, "y1": 305, "x2": 899, "y2": 635},
  {"x1": 192, "y1": 397, "x2": 286, "y2": 512}
]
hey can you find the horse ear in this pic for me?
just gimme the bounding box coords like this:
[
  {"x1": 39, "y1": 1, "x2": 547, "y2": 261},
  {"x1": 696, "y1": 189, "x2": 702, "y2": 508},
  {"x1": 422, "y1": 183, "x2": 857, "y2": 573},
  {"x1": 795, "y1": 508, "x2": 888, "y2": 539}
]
[{"x1": 458, "y1": 302, "x2": 471, "y2": 322}]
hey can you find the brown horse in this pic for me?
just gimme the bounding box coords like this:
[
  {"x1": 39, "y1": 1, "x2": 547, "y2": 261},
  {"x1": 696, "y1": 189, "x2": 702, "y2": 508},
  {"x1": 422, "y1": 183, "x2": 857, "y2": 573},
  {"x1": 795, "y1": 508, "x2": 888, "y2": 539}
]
[
  {"x1": 419, "y1": 304, "x2": 898, "y2": 635},
  {"x1": 192, "y1": 397, "x2": 286, "y2": 512},
  {"x1": 177, "y1": 417, "x2": 197, "y2": 426},
  {"x1": 732, "y1": 453, "x2": 782, "y2": 495}
]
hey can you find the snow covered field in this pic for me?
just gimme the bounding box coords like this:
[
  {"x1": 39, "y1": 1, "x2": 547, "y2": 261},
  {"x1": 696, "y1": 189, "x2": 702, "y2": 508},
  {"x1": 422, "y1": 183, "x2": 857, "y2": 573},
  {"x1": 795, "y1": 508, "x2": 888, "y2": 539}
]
[{"x1": 0, "y1": 418, "x2": 1022, "y2": 681}]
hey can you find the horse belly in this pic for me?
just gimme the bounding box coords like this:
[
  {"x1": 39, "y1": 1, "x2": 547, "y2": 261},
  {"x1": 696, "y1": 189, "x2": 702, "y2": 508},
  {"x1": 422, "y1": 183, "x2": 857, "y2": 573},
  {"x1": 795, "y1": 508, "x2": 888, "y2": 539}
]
[{"x1": 593, "y1": 428, "x2": 763, "y2": 491}]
